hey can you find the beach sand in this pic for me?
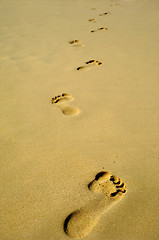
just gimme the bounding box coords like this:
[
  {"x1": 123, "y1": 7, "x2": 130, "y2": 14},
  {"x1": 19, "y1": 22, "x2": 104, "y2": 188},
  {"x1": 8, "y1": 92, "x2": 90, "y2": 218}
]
[{"x1": 0, "y1": 0, "x2": 159, "y2": 239}]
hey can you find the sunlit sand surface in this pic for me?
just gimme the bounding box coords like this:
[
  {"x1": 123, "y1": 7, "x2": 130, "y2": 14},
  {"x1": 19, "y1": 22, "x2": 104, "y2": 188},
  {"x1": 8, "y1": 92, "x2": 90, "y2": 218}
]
[{"x1": 0, "y1": 0, "x2": 159, "y2": 239}]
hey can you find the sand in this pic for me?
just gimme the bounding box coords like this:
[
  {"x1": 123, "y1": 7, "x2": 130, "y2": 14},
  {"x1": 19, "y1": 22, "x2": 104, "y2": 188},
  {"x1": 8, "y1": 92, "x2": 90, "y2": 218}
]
[{"x1": 0, "y1": 0, "x2": 159, "y2": 239}]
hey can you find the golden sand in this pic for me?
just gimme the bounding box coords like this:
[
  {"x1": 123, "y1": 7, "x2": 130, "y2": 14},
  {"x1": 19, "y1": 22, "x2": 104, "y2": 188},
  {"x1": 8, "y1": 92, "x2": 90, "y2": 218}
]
[{"x1": 0, "y1": 0, "x2": 159, "y2": 239}]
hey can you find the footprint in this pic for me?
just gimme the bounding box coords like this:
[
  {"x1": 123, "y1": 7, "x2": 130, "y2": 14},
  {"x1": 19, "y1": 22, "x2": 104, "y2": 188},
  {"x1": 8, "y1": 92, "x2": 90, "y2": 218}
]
[
  {"x1": 77, "y1": 60, "x2": 102, "y2": 71},
  {"x1": 90, "y1": 29, "x2": 98, "y2": 33},
  {"x1": 91, "y1": 27, "x2": 108, "y2": 33},
  {"x1": 69, "y1": 40, "x2": 85, "y2": 47},
  {"x1": 99, "y1": 12, "x2": 110, "y2": 16},
  {"x1": 98, "y1": 27, "x2": 108, "y2": 31},
  {"x1": 51, "y1": 93, "x2": 80, "y2": 116},
  {"x1": 64, "y1": 171, "x2": 126, "y2": 239},
  {"x1": 88, "y1": 18, "x2": 97, "y2": 23}
]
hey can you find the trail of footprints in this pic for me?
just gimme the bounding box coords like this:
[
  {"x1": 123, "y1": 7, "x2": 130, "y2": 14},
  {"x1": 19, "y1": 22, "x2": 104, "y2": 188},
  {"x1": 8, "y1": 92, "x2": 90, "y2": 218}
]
[
  {"x1": 64, "y1": 171, "x2": 127, "y2": 239},
  {"x1": 68, "y1": 7, "x2": 111, "y2": 72},
  {"x1": 51, "y1": 3, "x2": 126, "y2": 237},
  {"x1": 90, "y1": 11, "x2": 109, "y2": 32},
  {"x1": 88, "y1": 12, "x2": 110, "y2": 23},
  {"x1": 52, "y1": 5, "x2": 114, "y2": 115}
]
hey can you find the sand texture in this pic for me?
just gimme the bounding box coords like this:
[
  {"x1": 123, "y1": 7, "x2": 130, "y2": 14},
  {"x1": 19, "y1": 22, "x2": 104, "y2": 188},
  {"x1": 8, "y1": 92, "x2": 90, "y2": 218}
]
[{"x1": 0, "y1": 0, "x2": 159, "y2": 240}]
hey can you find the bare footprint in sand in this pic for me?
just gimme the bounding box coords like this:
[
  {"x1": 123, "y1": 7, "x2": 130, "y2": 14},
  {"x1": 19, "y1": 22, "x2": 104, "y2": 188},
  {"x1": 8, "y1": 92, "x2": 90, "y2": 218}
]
[
  {"x1": 51, "y1": 93, "x2": 80, "y2": 116},
  {"x1": 77, "y1": 60, "x2": 102, "y2": 71},
  {"x1": 88, "y1": 18, "x2": 97, "y2": 23},
  {"x1": 91, "y1": 27, "x2": 108, "y2": 33},
  {"x1": 99, "y1": 12, "x2": 110, "y2": 16},
  {"x1": 69, "y1": 40, "x2": 85, "y2": 47},
  {"x1": 64, "y1": 171, "x2": 126, "y2": 239}
]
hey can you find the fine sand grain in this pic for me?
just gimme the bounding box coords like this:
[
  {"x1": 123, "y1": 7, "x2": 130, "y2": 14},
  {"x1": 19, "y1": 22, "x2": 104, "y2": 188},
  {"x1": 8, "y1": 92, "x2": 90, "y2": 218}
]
[{"x1": 0, "y1": 0, "x2": 159, "y2": 240}]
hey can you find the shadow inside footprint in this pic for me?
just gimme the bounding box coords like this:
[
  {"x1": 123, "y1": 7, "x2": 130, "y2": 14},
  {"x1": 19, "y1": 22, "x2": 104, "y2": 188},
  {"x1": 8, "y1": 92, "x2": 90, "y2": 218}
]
[{"x1": 64, "y1": 213, "x2": 75, "y2": 235}]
